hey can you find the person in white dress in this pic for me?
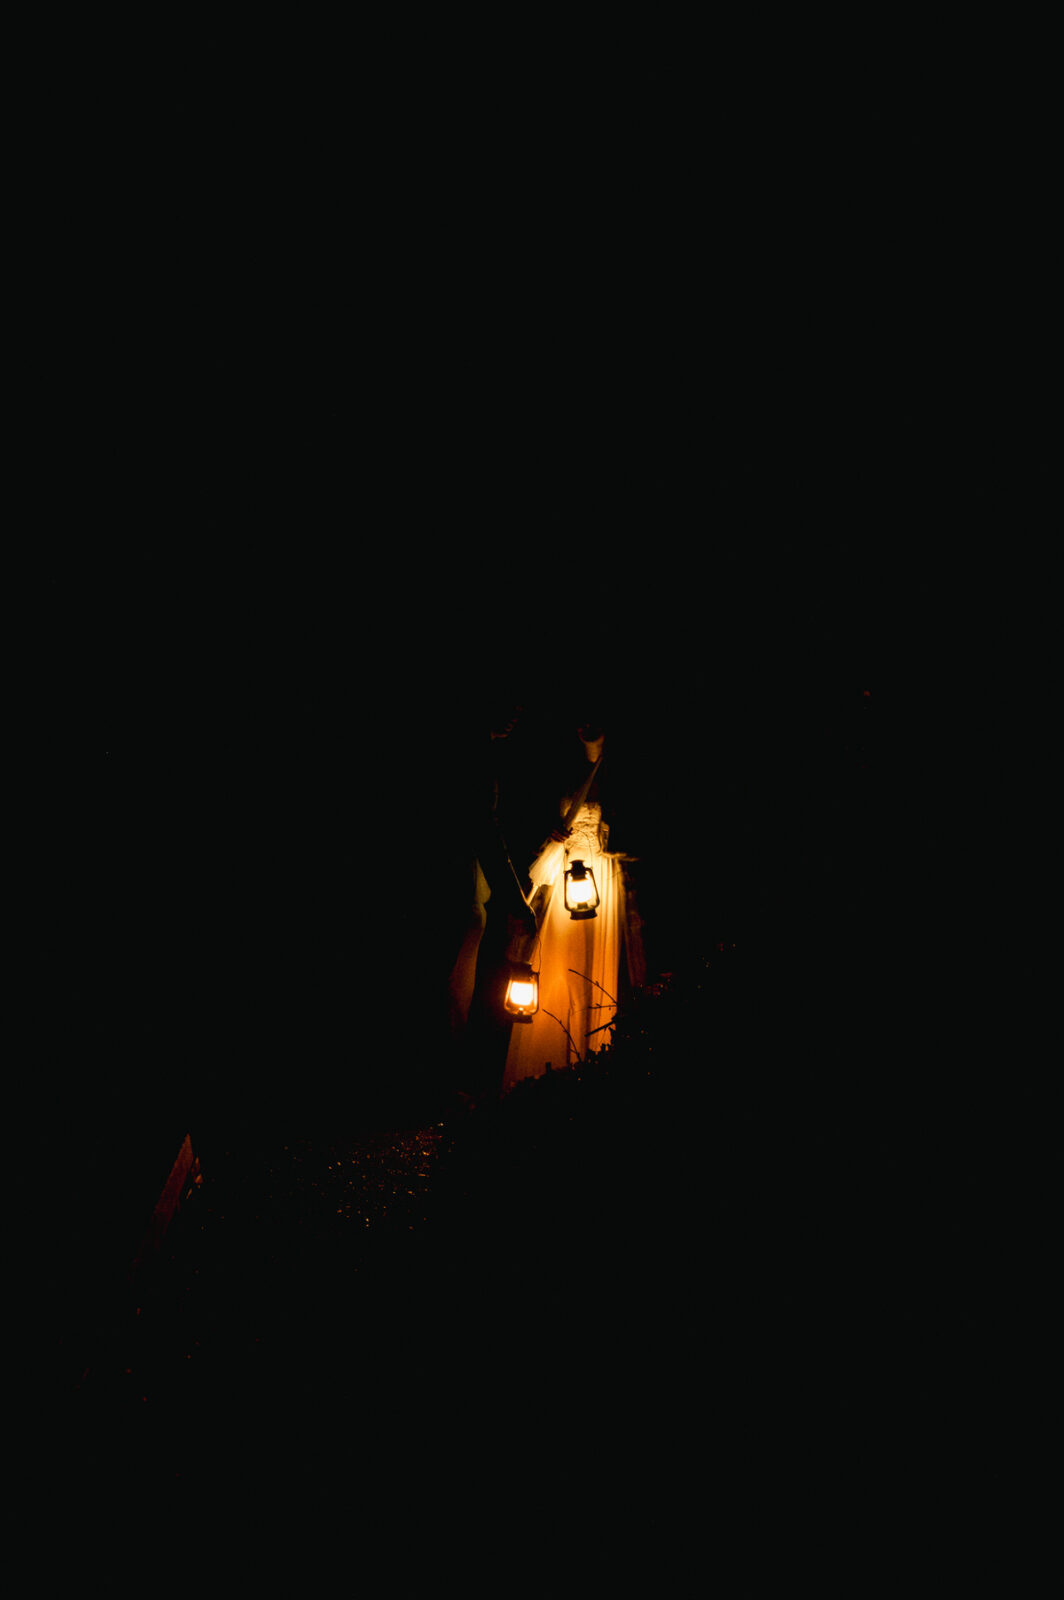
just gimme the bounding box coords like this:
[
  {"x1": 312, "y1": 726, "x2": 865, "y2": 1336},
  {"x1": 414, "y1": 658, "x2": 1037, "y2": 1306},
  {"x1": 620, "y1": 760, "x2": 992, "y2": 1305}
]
[{"x1": 502, "y1": 720, "x2": 635, "y2": 1093}]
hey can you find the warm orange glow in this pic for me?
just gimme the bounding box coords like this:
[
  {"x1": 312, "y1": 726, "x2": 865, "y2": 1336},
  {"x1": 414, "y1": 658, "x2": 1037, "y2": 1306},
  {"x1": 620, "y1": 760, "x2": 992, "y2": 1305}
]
[
  {"x1": 566, "y1": 875, "x2": 596, "y2": 906},
  {"x1": 504, "y1": 963, "x2": 539, "y2": 1018},
  {"x1": 564, "y1": 859, "x2": 600, "y2": 918}
]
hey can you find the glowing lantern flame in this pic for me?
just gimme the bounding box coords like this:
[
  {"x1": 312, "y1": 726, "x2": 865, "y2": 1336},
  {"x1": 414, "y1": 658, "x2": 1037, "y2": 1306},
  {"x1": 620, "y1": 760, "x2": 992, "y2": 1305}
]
[
  {"x1": 564, "y1": 859, "x2": 599, "y2": 920},
  {"x1": 504, "y1": 962, "x2": 539, "y2": 1021}
]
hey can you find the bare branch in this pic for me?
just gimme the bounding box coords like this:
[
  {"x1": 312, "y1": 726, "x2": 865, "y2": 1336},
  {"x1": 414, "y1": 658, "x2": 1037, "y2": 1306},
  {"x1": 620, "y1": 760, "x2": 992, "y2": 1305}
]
[
  {"x1": 542, "y1": 1008, "x2": 580, "y2": 1059},
  {"x1": 568, "y1": 968, "x2": 618, "y2": 1006}
]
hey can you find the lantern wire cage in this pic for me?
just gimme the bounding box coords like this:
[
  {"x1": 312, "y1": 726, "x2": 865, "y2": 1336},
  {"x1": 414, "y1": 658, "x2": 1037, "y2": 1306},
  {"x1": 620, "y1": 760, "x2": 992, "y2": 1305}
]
[
  {"x1": 563, "y1": 853, "x2": 599, "y2": 918},
  {"x1": 504, "y1": 886, "x2": 546, "y2": 1017}
]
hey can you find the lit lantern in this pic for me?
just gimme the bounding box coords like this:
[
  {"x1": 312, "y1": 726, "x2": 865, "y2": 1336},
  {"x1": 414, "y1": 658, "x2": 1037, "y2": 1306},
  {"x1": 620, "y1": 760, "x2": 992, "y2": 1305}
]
[
  {"x1": 564, "y1": 858, "x2": 599, "y2": 920},
  {"x1": 504, "y1": 961, "x2": 539, "y2": 1022}
]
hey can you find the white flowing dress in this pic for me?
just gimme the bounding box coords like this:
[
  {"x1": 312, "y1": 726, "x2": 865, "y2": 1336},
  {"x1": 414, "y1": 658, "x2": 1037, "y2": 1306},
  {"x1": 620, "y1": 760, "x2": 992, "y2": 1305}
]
[{"x1": 501, "y1": 798, "x2": 625, "y2": 1092}]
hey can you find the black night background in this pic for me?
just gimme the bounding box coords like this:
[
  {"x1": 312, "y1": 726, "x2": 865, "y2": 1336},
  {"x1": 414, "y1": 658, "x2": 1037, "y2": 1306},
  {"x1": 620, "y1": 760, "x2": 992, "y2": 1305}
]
[{"x1": 30, "y1": 71, "x2": 1030, "y2": 1585}]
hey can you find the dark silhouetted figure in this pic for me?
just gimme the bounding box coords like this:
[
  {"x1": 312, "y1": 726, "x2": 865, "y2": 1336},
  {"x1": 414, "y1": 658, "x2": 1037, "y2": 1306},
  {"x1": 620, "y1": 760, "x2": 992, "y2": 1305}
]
[{"x1": 438, "y1": 695, "x2": 537, "y2": 1109}]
